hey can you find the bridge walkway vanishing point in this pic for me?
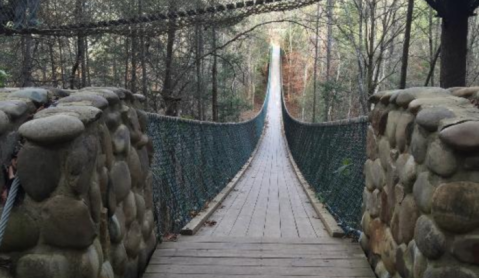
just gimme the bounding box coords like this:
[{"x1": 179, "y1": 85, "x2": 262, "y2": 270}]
[{"x1": 144, "y1": 47, "x2": 375, "y2": 278}]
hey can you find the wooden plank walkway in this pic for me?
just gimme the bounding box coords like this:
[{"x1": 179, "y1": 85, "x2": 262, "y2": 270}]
[{"x1": 145, "y1": 46, "x2": 374, "y2": 278}]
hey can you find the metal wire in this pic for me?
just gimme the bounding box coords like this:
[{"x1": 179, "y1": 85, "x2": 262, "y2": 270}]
[
  {"x1": 0, "y1": 0, "x2": 320, "y2": 36},
  {"x1": 0, "y1": 177, "x2": 20, "y2": 246},
  {"x1": 282, "y1": 93, "x2": 368, "y2": 237}
]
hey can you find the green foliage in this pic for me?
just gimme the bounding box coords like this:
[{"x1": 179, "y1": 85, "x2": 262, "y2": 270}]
[
  {"x1": 334, "y1": 158, "x2": 353, "y2": 176},
  {"x1": 0, "y1": 70, "x2": 7, "y2": 88}
]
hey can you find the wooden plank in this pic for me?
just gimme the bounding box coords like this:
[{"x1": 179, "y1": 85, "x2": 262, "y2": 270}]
[
  {"x1": 145, "y1": 265, "x2": 374, "y2": 276},
  {"x1": 157, "y1": 242, "x2": 362, "y2": 252},
  {"x1": 149, "y1": 257, "x2": 371, "y2": 268},
  {"x1": 174, "y1": 236, "x2": 345, "y2": 244},
  {"x1": 144, "y1": 274, "x2": 374, "y2": 278}
]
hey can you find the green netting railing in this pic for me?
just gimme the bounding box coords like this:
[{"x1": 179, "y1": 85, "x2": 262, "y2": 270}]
[
  {"x1": 146, "y1": 51, "x2": 271, "y2": 235},
  {"x1": 281, "y1": 92, "x2": 368, "y2": 237}
]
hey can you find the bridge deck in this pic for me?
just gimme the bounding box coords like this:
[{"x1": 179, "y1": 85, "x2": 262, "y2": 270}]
[{"x1": 144, "y1": 47, "x2": 374, "y2": 278}]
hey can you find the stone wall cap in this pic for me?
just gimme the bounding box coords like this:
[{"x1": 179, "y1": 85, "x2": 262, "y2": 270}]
[{"x1": 19, "y1": 114, "x2": 85, "y2": 144}]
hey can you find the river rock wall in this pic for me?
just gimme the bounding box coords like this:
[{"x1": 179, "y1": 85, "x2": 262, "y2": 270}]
[
  {"x1": 0, "y1": 87, "x2": 157, "y2": 278},
  {"x1": 362, "y1": 87, "x2": 479, "y2": 278}
]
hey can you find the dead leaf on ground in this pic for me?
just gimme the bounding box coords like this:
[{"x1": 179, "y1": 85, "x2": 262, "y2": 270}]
[
  {"x1": 163, "y1": 233, "x2": 178, "y2": 242},
  {"x1": 205, "y1": 220, "x2": 217, "y2": 227}
]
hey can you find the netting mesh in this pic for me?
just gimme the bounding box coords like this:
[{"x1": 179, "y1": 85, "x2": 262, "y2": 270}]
[
  {"x1": 146, "y1": 61, "x2": 270, "y2": 234},
  {"x1": 0, "y1": 0, "x2": 320, "y2": 36},
  {"x1": 282, "y1": 95, "x2": 368, "y2": 237}
]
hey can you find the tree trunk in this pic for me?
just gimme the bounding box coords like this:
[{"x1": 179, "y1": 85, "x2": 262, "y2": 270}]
[
  {"x1": 21, "y1": 35, "x2": 34, "y2": 87},
  {"x1": 439, "y1": 1, "x2": 469, "y2": 88},
  {"x1": 325, "y1": 0, "x2": 333, "y2": 121},
  {"x1": 312, "y1": 3, "x2": 320, "y2": 123},
  {"x1": 163, "y1": 18, "x2": 178, "y2": 116},
  {"x1": 131, "y1": 33, "x2": 138, "y2": 93},
  {"x1": 399, "y1": 0, "x2": 414, "y2": 89},
  {"x1": 70, "y1": 35, "x2": 84, "y2": 89},
  {"x1": 49, "y1": 40, "x2": 58, "y2": 87},
  {"x1": 212, "y1": 27, "x2": 219, "y2": 122}
]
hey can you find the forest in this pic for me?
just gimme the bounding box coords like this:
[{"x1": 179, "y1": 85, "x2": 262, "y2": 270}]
[{"x1": 0, "y1": 0, "x2": 478, "y2": 123}]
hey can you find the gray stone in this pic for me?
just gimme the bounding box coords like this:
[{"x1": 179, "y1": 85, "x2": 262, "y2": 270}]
[
  {"x1": 370, "y1": 104, "x2": 391, "y2": 136},
  {"x1": 0, "y1": 110, "x2": 9, "y2": 135},
  {"x1": 424, "y1": 267, "x2": 478, "y2": 278},
  {"x1": 391, "y1": 195, "x2": 419, "y2": 245},
  {"x1": 0, "y1": 100, "x2": 31, "y2": 120},
  {"x1": 413, "y1": 172, "x2": 435, "y2": 213},
  {"x1": 367, "y1": 189, "x2": 381, "y2": 218},
  {"x1": 19, "y1": 114, "x2": 85, "y2": 144},
  {"x1": 16, "y1": 254, "x2": 69, "y2": 278},
  {"x1": 414, "y1": 215, "x2": 446, "y2": 259},
  {"x1": 386, "y1": 111, "x2": 401, "y2": 148},
  {"x1": 123, "y1": 191, "x2": 138, "y2": 226},
  {"x1": 0, "y1": 268, "x2": 12, "y2": 278},
  {"x1": 364, "y1": 160, "x2": 375, "y2": 191},
  {"x1": 361, "y1": 211, "x2": 372, "y2": 237},
  {"x1": 440, "y1": 121, "x2": 479, "y2": 151},
  {"x1": 80, "y1": 88, "x2": 120, "y2": 104},
  {"x1": 42, "y1": 196, "x2": 97, "y2": 248},
  {"x1": 135, "y1": 194, "x2": 146, "y2": 223},
  {"x1": 137, "y1": 110, "x2": 148, "y2": 133},
  {"x1": 124, "y1": 257, "x2": 139, "y2": 278},
  {"x1": 67, "y1": 135, "x2": 98, "y2": 195},
  {"x1": 9, "y1": 88, "x2": 50, "y2": 104},
  {"x1": 58, "y1": 93, "x2": 109, "y2": 109},
  {"x1": 413, "y1": 246, "x2": 427, "y2": 278},
  {"x1": 109, "y1": 243, "x2": 127, "y2": 276},
  {"x1": 359, "y1": 232, "x2": 369, "y2": 253},
  {"x1": 109, "y1": 215, "x2": 124, "y2": 244},
  {"x1": 89, "y1": 181, "x2": 103, "y2": 224},
  {"x1": 465, "y1": 155, "x2": 479, "y2": 170},
  {"x1": 374, "y1": 261, "x2": 389, "y2": 278},
  {"x1": 128, "y1": 148, "x2": 143, "y2": 188},
  {"x1": 125, "y1": 108, "x2": 142, "y2": 144},
  {"x1": 79, "y1": 245, "x2": 101, "y2": 278},
  {"x1": 426, "y1": 140, "x2": 457, "y2": 177},
  {"x1": 452, "y1": 234, "x2": 479, "y2": 265},
  {"x1": 105, "y1": 111, "x2": 121, "y2": 131},
  {"x1": 396, "y1": 244, "x2": 412, "y2": 278},
  {"x1": 100, "y1": 262, "x2": 115, "y2": 278},
  {"x1": 0, "y1": 208, "x2": 39, "y2": 252},
  {"x1": 371, "y1": 159, "x2": 386, "y2": 190},
  {"x1": 142, "y1": 210, "x2": 155, "y2": 240},
  {"x1": 432, "y1": 182, "x2": 479, "y2": 233},
  {"x1": 125, "y1": 221, "x2": 142, "y2": 258},
  {"x1": 137, "y1": 147, "x2": 150, "y2": 177},
  {"x1": 110, "y1": 161, "x2": 132, "y2": 202},
  {"x1": 35, "y1": 106, "x2": 102, "y2": 125},
  {"x1": 17, "y1": 144, "x2": 61, "y2": 201},
  {"x1": 411, "y1": 126, "x2": 428, "y2": 164},
  {"x1": 416, "y1": 107, "x2": 455, "y2": 132},
  {"x1": 395, "y1": 112, "x2": 415, "y2": 152},
  {"x1": 112, "y1": 125, "x2": 131, "y2": 155},
  {"x1": 395, "y1": 87, "x2": 450, "y2": 107},
  {"x1": 99, "y1": 125, "x2": 113, "y2": 170},
  {"x1": 378, "y1": 139, "x2": 391, "y2": 170},
  {"x1": 134, "y1": 94, "x2": 146, "y2": 102},
  {"x1": 380, "y1": 184, "x2": 395, "y2": 223},
  {"x1": 400, "y1": 155, "x2": 417, "y2": 192}
]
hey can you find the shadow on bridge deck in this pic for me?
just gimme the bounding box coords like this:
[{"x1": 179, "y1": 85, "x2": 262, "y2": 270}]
[{"x1": 144, "y1": 47, "x2": 374, "y2": 278}]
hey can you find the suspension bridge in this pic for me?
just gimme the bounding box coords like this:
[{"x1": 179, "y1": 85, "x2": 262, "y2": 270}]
[
  {"x1": 0, "y1": 1, "x2": 375, "y2": 277},
  {"x1": 142, "y1": 46, "x2": 373, "y2": 277}
]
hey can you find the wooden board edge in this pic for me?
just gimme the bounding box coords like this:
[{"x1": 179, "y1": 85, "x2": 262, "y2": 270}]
[
  {"x1": 280, "y1": 121, "x2": 345, "y2": 238},
  {"x1": 180, "y1": 119, "x2": 268, "y2": 236}
]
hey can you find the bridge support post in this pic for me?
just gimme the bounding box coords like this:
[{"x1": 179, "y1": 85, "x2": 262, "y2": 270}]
[
  {"x1": 362, "y1": 87, "x2": 479, "y2": 278},
  {"x1": 0, "y1": 87, "x2": 157, "y2": 278}
]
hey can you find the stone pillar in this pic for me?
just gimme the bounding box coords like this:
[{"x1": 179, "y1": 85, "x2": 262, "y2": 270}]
[
  {"x1": 0, "y1": 87, "x2": 156, "y2": 278},
  {"x1": 362, "y1": 87, "x2": 479, "y2": 278}
]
